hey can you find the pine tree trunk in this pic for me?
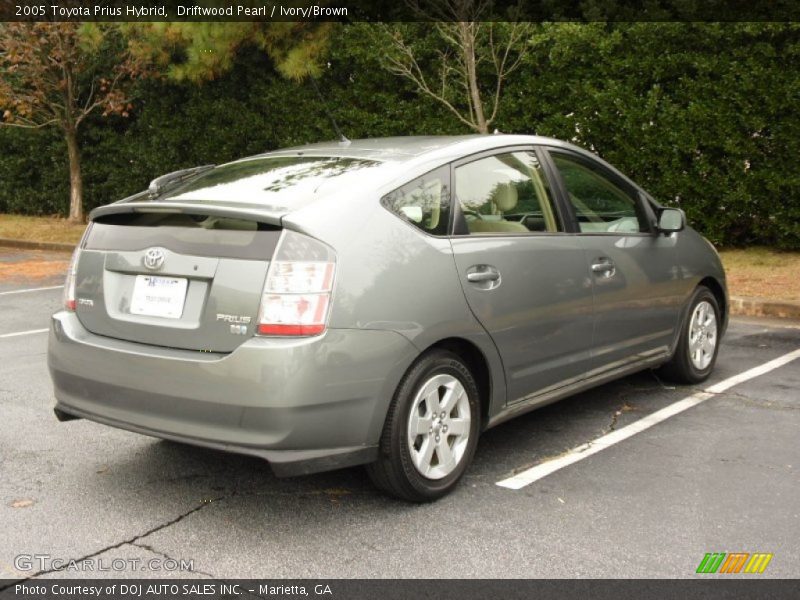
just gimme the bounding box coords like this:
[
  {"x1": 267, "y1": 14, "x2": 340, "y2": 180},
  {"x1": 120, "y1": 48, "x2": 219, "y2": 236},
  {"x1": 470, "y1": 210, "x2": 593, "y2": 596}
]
[{"x1": 65, "y1": 127, "x2": 83, "y2": 223}]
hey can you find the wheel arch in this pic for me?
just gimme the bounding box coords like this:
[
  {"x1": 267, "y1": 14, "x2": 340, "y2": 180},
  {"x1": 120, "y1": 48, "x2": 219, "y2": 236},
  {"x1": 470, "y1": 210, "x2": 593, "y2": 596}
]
[
  {"x1": 698, "y1": 275, "x2": 728, "y2": 336},
  {"x1": 423, "y1": 337, "x2": 493, "y2": 431}
]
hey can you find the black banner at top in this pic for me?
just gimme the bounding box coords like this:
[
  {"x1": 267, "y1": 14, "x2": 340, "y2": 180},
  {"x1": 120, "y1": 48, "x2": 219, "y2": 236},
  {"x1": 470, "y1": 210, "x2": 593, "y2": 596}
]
[{"x1": 2, "y1": 0, "x2": 800, "y2": 22}]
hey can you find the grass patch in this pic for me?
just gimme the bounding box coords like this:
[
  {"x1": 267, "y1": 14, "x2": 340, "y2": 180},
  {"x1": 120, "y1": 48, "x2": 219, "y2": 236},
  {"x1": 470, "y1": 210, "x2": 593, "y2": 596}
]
[
  {"x1": 0, "y1": 214, "x2": 85, "y2": 245},
  {"x1": 719, "y1": 248, "x2": 800, "y2": 303}
]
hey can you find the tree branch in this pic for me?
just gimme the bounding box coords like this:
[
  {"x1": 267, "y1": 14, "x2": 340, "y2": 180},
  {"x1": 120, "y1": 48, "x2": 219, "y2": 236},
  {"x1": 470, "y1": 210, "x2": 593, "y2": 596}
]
[
  {"x1": 385, "y1": 34, "x2": 479, "y2": 131},
  {"x1": 0, "y1": 118, "x2": 59, "y2": 129}
]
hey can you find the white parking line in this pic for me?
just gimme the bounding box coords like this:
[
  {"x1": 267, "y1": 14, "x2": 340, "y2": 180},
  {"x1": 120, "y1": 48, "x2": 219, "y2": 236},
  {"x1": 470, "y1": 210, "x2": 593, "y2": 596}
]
[
  {"x1": 0, "y1": 328, "x2": 49, "y2": 339},
  {"x1": 496, "y1": 348, "x2": 800, "y2": 490},
  {"x1": 0, "y1": 285, "x2": 63, "y2": 296}
]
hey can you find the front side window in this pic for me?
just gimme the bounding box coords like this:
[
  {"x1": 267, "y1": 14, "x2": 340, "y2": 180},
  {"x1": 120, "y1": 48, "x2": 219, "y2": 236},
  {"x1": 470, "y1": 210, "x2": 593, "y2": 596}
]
[
  {"x1": 550, "y1": 152, "x2": 649, "y2": 233},
  {"x1": 382, "y1": 167, "x2": 450, "y2": 236},
  {"x1": 454, "y1": 151, "x2": 561, "y2": 234}
]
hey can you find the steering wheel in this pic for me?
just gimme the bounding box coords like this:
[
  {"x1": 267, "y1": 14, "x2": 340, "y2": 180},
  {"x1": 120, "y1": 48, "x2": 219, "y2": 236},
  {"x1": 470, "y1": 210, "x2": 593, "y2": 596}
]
[{"x1": 461, "y1": 208, "x2": 484, "y2": 221}]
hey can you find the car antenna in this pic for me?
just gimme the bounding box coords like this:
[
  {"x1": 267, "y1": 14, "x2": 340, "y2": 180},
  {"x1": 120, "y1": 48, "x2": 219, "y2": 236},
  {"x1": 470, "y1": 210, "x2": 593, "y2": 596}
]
[{"x1": 310, "y1": 76, "x2": 350, "y2": 147}]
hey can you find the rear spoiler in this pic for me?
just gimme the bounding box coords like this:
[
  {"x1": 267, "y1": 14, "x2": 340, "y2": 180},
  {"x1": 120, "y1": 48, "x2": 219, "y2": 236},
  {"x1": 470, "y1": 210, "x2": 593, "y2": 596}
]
[{"x1": 88, "y1": 201, "x2": 286, "y2": 228}]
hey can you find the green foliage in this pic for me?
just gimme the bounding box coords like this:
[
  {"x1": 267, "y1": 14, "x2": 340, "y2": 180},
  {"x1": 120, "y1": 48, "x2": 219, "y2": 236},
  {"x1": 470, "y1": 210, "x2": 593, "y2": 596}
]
[
  {"x1": 124, "y1": 21, "x2": 333, "y2": 82},
  {"x1": 499, "y1": 22, "x2": 800, "y2": 249},
  {"x1": 0, "y1": 126, "x2": 68, "y2": 215},
  {"x1": 0, "y1": 23, "x2": 798, "y2": 248}
]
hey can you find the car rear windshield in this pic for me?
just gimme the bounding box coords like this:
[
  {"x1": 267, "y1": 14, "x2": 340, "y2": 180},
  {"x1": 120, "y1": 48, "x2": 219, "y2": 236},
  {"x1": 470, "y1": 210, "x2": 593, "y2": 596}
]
[
  {"x1": 86, "y1": 213, "x2": 282, "y2": 260},
  {"x1": 161, "y1": 156, "x2": 384, "y2": 208}
]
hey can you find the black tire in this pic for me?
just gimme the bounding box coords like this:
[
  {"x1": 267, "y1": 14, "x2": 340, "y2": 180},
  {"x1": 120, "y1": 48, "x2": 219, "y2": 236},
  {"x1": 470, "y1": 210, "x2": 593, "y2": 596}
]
[
  {"x1": 659, "y1": 286, "x2": 721, "y2": 384},
  {"x1": 366, "y1": 349, "x2": 481, "y2": 502}
]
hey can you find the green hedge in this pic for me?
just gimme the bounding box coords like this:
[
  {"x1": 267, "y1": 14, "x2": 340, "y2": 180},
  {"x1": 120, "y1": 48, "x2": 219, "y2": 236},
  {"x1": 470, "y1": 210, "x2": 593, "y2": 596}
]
[
  {"x1": 1, "y1": 23, "x2": 798, "y2": 248},
  {"x1": 501, "y1": 23, "x2": 800, "y2": 249}
]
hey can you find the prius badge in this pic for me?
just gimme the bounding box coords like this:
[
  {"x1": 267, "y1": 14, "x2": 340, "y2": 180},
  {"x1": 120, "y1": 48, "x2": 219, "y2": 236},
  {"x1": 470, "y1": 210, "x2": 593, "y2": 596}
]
[
  {"x1": 217, "y1": 313, "x2": 252, "y2": 335},
  {"x1": 143, "y1": 247, "x2": 166, "y2": 271}
]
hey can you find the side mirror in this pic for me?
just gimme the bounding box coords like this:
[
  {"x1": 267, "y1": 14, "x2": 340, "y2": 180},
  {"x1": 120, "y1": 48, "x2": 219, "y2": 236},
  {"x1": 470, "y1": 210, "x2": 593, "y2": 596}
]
[{"x1": 657, "y1": 207, "x2": 685, "y2": 234}]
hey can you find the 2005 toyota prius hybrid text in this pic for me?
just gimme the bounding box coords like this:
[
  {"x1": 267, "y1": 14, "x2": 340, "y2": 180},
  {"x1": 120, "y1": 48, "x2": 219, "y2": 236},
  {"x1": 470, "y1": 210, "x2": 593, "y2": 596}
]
[{"x1": 48, "y1": 135, "x2": 727, "y2": 501}]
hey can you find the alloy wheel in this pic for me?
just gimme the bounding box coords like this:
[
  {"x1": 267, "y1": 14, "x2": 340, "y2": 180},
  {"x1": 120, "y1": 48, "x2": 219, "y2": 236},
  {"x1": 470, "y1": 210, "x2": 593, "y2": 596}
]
[
  {"x1": 688, "y1": 300, "x2": 718, "y2": 370},
  {"x1": 406, "y1": 374, "x2": 471, "y2": 480}
]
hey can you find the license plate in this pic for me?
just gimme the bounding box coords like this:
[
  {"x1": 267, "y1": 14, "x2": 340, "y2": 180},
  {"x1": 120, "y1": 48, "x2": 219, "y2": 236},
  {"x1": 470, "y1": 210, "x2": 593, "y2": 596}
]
[{"x1": 130, "y1": 275, "x2": 188, "y2": 319}]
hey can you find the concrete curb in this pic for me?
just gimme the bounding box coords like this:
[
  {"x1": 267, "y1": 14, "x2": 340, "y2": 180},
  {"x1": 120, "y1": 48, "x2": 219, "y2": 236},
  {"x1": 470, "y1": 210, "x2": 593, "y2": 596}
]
[
  {"x1": 730, "y1": 296, "x2": 800, "y2": 320},
  {"x1": 0, "y1": 238, "x2": 75, "y2": 253}
]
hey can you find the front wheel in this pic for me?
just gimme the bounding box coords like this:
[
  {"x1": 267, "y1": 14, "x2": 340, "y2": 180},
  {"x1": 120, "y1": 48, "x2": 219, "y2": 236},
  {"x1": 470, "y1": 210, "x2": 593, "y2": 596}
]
[
  {"x1": 659, "y1": 286, "x2": 721, "y2": 384},
  {"x1": 367, "y1": 350, "x2": 481, "y2": 502}
]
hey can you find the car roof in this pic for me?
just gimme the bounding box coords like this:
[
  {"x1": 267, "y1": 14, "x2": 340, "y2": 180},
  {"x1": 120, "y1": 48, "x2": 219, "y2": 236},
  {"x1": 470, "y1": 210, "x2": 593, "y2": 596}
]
[
  {"x1": 93, "y1": 135, "x2": 607, "y2": 225},
  {"x1": 262, "y1": 134, "x2": 578, "y2": 164},
  {"x1": 269, "y1": 135, "x2": 486, "y2": 161}
]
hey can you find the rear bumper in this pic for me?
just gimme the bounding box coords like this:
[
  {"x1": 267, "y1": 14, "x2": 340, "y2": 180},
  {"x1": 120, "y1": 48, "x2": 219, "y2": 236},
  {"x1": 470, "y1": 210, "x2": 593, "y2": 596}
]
[
  {"x1": 48, "y1": 312, "x2": 417, "y2": 476},
  {"x1": 53, "y1": 404, "x2": 377, "y2": 476}
]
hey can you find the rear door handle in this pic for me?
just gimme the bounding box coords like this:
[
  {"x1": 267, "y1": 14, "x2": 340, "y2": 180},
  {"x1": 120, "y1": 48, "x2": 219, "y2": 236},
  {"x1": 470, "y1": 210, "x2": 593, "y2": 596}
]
[
  {"x1": 467, "y1": 271, "x2": 500, "y2": 282},
  {"x1": 465, "y1": 265, "x2": 501, "y2": 289}
]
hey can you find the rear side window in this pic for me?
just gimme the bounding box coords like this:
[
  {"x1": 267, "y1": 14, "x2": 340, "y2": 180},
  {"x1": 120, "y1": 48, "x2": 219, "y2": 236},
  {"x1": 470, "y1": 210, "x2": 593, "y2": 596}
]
[
  {"x1": 382, "y1": 167, "x2": 450, "y2": 236},
  {"x1": 86, "y1": 213, "x2": 281, "y2": 260},
  {"x1": 454, "y1": 151, "x2": 561, "y2": 235},
  {"x1": 550, "y1": 152, "x2": 650, "y2": 234}
]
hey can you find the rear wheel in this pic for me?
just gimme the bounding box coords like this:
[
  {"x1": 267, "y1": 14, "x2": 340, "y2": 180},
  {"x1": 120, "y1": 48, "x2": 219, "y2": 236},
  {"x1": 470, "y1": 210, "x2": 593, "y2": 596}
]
[
  {"x1": 367, "y1": 350, "x2": 480, "y2": 502},
  {"x1": 659, "y1": 286, "x2": 721, "y2": 384}
]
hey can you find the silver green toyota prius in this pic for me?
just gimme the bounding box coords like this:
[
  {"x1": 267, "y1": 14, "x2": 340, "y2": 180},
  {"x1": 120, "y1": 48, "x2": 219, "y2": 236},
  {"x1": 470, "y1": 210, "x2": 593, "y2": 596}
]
[{"x1": 48, "y1": 135, "x2": 727, "y2": 501}]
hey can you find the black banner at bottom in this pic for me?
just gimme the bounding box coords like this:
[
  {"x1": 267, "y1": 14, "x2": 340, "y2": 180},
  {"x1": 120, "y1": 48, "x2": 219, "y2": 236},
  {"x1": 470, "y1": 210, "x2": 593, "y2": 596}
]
[{"x1": 1, "y1": 579, "x2": 798, "y2": 600}]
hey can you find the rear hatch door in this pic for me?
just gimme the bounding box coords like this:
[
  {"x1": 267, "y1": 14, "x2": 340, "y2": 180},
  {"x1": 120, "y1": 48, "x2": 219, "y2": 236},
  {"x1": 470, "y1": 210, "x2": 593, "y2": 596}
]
[{"x1": 75, "y1": 210, "x2": 281, "y2": 353}]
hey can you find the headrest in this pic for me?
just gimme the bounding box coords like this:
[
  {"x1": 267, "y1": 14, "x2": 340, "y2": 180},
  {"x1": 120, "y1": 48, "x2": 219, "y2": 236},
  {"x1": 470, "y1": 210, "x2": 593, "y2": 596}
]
[
  {"x1": 421, "y1": 179, "x2": 441, "y2": 229},
  {"x1": 491, "y1": 182, "x2": 518, "y2": 212}
]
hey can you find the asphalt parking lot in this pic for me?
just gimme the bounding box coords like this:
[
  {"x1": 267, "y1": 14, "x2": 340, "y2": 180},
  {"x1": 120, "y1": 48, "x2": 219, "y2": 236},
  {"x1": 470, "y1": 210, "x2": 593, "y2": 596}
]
[{"x1": 1, "y1": 247, "x2": 798, "y2": 580}]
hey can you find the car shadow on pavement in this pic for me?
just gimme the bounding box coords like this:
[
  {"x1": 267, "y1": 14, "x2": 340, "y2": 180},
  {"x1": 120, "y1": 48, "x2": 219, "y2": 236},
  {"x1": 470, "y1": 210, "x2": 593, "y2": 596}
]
[{"x1": 77, "y1": 370, "x2": 680, "y2": 513}]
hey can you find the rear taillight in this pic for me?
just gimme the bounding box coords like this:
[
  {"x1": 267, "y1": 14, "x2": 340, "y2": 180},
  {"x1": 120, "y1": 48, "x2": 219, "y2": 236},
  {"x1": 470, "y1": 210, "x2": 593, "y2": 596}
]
[
  {"x1": 257, "y1": 230, "x2": 336, "y2": 336},
  {"x1": 63, "y1": 247, "x2": 80, "y2": 311},
  {"x1": 63, "y1": 224, "x2": 91, "y2": 311}
]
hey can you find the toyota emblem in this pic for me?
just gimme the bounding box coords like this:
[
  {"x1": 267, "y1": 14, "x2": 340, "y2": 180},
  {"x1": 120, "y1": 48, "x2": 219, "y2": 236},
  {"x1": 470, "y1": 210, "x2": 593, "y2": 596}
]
[{"x1": 143, "y1": 247, "x2": 166, "y2": 271}]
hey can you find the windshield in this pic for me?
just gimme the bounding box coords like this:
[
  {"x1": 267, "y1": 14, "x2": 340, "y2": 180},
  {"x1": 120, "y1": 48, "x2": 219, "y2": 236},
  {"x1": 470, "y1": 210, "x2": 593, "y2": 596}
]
[{"x1": 163, "y1": 156, "x2": 386, "y2": 209}]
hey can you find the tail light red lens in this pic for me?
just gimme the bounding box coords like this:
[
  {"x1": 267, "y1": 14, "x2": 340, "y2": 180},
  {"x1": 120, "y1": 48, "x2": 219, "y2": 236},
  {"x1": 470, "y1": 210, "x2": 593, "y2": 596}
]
[
  {"x1": 256, "y1": 231, "x2": 336, "y2": 336},
  {"x1": 63, "y1": 248, "x2": 80, "y2": 311},
  {"x1": 63, "y1": 224, "x2": 92, "y2": 312}
]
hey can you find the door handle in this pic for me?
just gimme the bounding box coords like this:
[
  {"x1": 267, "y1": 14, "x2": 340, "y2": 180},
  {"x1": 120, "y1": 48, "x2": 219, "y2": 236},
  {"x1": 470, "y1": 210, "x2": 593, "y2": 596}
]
[
  {"x1": 467, "y1": 271, "x2": 500, "y2": 283},
  {"x1": 591, "y1": 259, "x2": 616, "y2": 277},
  {"x1": 465, "y1": 265, "x2": 501, "y2": 289}
]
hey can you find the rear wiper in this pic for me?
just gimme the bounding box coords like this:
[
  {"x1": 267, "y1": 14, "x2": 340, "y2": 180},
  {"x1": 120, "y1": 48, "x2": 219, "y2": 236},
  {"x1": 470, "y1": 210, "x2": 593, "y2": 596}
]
[{"x1": 148, "y1": 165, "x2": 215, "y2": 199}]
